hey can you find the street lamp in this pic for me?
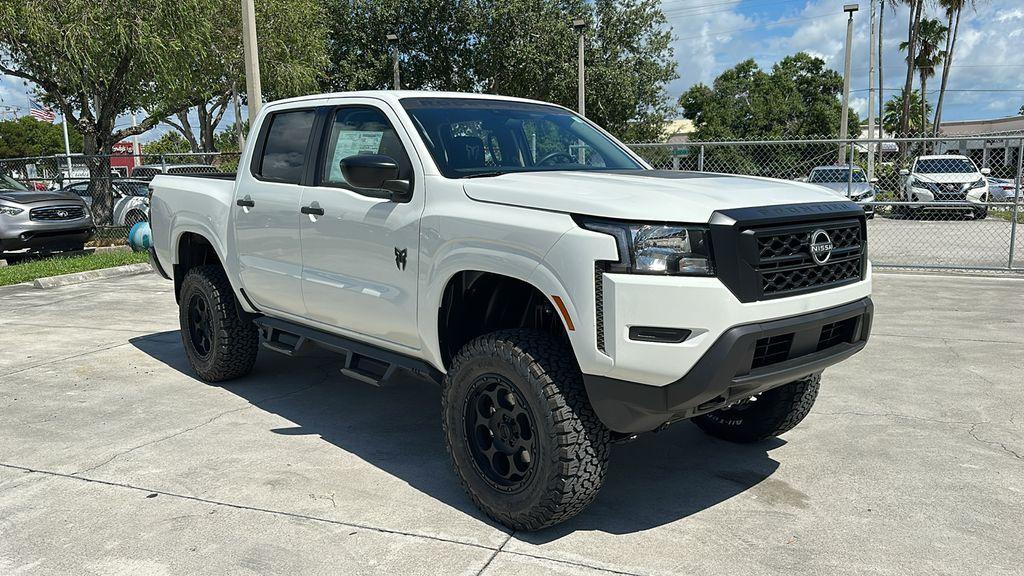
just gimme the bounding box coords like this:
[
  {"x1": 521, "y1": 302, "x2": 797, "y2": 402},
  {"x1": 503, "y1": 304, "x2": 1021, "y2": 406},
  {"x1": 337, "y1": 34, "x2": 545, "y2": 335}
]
[
  {"x1": 387, "y1": 33, "x2": 400, "y2": 90},
  {"x1": 839, "y1": 4, "x2": 858, "y2": 164},
  {"x1": 572, "y1": 18, "x2": 586, "y2": 117}
]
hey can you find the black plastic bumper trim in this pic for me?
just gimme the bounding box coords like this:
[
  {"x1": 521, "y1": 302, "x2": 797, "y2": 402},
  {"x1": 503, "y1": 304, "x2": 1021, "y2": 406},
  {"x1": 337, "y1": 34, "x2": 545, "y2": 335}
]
[
  {"x1": 148, "y1": 247, "x2": 170, "y2": 280},
  {"x1": 583, "y1": 297, "x2": 873, "y2": 434}
]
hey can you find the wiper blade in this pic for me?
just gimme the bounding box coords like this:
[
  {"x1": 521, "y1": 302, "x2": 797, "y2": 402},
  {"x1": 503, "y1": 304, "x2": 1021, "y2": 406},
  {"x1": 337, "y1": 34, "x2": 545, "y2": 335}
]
[{"x1": 462, "y1": 171, "x2": 507, "y2": 179}]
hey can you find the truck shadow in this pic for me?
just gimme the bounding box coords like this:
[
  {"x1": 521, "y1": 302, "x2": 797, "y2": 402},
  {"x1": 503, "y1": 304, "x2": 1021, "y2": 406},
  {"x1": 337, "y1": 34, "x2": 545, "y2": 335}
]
[{"x1": 131, "y1": 331, "x2": 782, "y2": 539}]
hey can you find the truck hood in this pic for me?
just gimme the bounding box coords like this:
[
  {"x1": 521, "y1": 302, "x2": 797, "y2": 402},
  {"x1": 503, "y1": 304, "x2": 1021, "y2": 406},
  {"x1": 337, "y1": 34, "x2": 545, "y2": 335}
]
[
  {"x1": 462, "y1": 170, "x2": 849, "y2": 222},
  {"x1": 0, "y1": 190, "x2": 82, "y2": 205}
]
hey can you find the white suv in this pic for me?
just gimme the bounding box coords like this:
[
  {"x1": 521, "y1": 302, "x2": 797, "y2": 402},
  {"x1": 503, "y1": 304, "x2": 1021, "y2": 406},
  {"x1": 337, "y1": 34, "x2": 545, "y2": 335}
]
[{"x1": 900, "y1": 154, "x2": 990, "y2": 219}]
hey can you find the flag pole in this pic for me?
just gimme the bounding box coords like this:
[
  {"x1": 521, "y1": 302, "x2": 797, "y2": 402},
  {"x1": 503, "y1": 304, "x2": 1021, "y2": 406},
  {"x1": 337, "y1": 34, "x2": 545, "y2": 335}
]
[{"x1": 60, "y1": 112, "x2": 73, "y2": 176}]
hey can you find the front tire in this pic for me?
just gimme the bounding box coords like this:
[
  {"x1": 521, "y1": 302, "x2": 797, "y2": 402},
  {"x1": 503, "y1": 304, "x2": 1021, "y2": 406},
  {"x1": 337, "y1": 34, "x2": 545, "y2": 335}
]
[
  {"x1": 442, "y1": 329, "x2": 610, "y2": 530},
  {"x1": 973, "y1": 207, "x2": 988, "y2": 220},
  {"x1": 692, "y1": 374, "x2": 821, "y2": 443},
  {"x1": 178, "y1": 265, "x2": 259, "y2": 382}
]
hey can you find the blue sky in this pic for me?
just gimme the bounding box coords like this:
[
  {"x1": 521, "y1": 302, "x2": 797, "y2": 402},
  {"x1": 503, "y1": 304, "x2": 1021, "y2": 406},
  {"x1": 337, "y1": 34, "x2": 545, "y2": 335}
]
[
  {"x1": 1, "y1": 0, "x2": 1022, "y2": 143},
  {"x1": 664, "y1": 0, "x2": 1024, "y2": 123}
]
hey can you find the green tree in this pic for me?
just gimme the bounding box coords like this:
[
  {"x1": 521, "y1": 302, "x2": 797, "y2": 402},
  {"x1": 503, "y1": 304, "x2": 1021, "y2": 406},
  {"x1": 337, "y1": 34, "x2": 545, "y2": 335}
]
[
  {"x1": 165, "y1": 0, "x2": 328, "y2": 152},
  {"x1": 0, "y1": 116, "x2": 83, "y2": 158},
  {"x1": 141, "y1": 131, "x2": 192, "y2": 156},
  {"x1": 679, "y1": 53, "x2": 860, "y2": 141},
  {"x1": 883, "y1": 90, "x2": 931, "y2": 135},
  {"x1": 0, "y1": 0, "x2": 218, "y2": 222},
  {"x1": 900, "y1": 17, "x2": 946, "y2": 135},
  {"x1": 323, "y1": 0, "x2": 677, "y2": 141}
]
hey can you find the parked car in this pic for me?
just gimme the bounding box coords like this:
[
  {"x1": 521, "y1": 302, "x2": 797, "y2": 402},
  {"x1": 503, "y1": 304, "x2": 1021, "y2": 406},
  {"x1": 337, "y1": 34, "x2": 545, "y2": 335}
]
[
  {"x1": 987, "y1": 177, "x2": 1021, "y2": 203},
  {"x1": 806, "y1": 165, "x2": 876, "y2": 218},
  {"x1": 130, "y1": 163, "x2": 220, "y2": 180},
  {"x1": 61, "y1": 179, "x2": 151, "y2": 227},
  {"x1": 149, "y1": 91, "x2": 872, "y2": 530},
  {"x1": 0, "y1": 174, "x2": 95, "y2": 257},
  {"x1": 899, "y1": 154, "x2": 990, "y2": 219}
]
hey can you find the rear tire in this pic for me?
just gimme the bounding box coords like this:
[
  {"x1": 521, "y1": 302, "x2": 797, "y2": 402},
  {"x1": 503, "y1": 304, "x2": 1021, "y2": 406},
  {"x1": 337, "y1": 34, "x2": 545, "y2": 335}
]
[
  {"x1": 178, "y1": 265, "x2": 259, "y2": 382},
  {"x1": 973, "y1": 207, "x2": 988, "y2": 220},
  {"x1": 442, "y1": 329, "x2": 610, "y2": 530},
  {"x1": 692, "y1": 374, "x2": 821, "y2": 443}
]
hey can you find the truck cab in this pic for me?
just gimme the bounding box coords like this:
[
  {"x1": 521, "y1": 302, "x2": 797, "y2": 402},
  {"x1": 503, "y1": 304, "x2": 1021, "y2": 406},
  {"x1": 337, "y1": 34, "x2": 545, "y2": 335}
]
[{"x1": 149, "y1": 91, "x2": 872, "y2": 530}]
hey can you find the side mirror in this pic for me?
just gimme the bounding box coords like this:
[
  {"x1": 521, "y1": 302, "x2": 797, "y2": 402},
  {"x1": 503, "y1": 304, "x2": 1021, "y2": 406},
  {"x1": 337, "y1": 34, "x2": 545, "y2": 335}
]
[
  {"x1": 340, "y1": 154, "x2": 412, "y2": 202},
  {"x1": 899, "y1": 169, "x2": 909, "y2": 176},
  {"x1": 980, "y1": 167, "x2": 991, "y2": 175}
]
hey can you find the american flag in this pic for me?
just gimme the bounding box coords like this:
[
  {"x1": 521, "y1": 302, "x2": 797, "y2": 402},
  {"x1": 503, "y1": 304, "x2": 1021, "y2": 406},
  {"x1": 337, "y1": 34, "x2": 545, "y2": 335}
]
[{"x1": 29, "y1": 104, "x2": 56, "y2": 122}]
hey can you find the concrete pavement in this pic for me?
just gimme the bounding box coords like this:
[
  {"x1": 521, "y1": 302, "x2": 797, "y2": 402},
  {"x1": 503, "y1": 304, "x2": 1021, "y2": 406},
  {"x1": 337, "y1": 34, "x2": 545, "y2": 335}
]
[{"x1": 0, "y1": 271, "x2": 1021, "y2": 575}]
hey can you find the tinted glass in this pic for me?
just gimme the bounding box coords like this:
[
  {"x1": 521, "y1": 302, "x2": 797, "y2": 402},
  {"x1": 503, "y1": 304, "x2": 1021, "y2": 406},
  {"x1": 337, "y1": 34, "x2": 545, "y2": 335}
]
[
  {"x1": 0, "y1": 175, "x2": 28, "y2": 191},
  {"x1": 321, "y1": 107, "x2": 412, "y2": 186},
  {"x1": 915, "y1": 158, "x2": 976, "y2": 174},
  {"x1": 259, "y1": 110, "x2": 316, "y2": 183},
  {"x1": 401, "y1": 98, "x2": 642, "y2": 178},
  {"x1": 115, "y1": 181, "x2": 150, "y2": 196},
  {"x1": 810, "y1": 168, "x2": 866, "y2": 183}
]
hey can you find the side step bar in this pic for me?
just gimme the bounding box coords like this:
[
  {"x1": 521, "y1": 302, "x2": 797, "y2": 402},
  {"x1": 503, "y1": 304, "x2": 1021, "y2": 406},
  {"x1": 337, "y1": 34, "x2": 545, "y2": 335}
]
[{"x1": 254, "y1": 317, "x2": 444, "y2": 386}]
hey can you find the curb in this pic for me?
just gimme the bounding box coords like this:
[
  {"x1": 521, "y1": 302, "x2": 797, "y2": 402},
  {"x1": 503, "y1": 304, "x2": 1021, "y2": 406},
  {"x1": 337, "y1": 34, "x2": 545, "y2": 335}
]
[{"x1": 31, "y1": 263, "x2": 153, "y2": 289}]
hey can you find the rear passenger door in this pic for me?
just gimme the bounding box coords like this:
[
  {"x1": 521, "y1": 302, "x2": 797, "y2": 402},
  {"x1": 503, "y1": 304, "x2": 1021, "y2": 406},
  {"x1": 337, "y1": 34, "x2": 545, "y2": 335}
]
[
  {"x1": 298, "y1": 101, "x2": 425, "y2": 350},
  {"x1": 233, "y1": 107, "x2": 316, "y2": 317}
]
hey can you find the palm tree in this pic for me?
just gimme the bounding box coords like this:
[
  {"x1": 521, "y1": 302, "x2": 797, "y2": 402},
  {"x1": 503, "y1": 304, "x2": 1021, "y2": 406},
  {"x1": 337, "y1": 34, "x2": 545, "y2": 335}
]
[
  {"x1": 884, "y1": 90, "x2": 932, "y2": 135},
  {"x1": 900, "y1": 17, "x2": 947, "y2": 136},
  {"x1": 878, "y1": 0, "x2": 887, "y2": 138},
  {"x1": 899, "y1": 0, "x2": 925, "y2": 139},
  {"x1": 933, "y1": 0, "x2": 975, "y2": 135}
]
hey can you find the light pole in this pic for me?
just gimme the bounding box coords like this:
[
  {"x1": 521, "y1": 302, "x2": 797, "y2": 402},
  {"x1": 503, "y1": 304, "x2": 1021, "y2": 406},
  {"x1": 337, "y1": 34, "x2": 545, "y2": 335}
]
[
  {"x1": 240, "y1": 0, "x2": 263, "y2": 119},
  {"x1": 839, "y1": 3, "x2": 858, "y2": 164},
  {"x1": 573, "y1": 18, "x2": 586, "y2": 117},
  {"x1": 867, "y1": 1, "x2": 876, "y2": 181},
  {"x1": 387, "y1": 34, "x2": 400, "y2": 90},
  {"x1": 573, "y1": 18, "x2": 586, "y2": 165}
]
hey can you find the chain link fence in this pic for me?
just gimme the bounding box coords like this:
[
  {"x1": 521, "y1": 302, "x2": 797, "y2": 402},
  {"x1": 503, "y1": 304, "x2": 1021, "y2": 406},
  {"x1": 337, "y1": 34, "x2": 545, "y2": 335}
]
[
  {"x1": 0, "y1": 152, "x2": 239, "y2": 248},
  {"x1": 2, "y1": 136, "x2": 1022, "y2": 272},
  {"x1": 629, "y1": 135, "x2": 1024, "y2": 272}
]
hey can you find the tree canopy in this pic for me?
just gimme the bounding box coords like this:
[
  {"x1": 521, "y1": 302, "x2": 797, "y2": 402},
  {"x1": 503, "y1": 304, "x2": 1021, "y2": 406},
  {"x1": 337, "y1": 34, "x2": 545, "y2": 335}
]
[
  {"x1": 324, "y1": 0, "x2": 678, "y2": 141},
  {"x1": 679, "y1": 53, "x2": 861, "y2": 141},
  {"x1": 0, "y1": 116, "x2": 83, "y2": 158},
  {"x1": 166, "y1": 0, "x2": 328, "y2": 152}
]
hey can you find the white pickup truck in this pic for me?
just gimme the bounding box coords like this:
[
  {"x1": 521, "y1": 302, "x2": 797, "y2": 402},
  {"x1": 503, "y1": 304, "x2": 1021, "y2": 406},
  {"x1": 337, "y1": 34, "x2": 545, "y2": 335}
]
[{"x1": 149, "y1": 91, "x2": 873, "y2": 530}]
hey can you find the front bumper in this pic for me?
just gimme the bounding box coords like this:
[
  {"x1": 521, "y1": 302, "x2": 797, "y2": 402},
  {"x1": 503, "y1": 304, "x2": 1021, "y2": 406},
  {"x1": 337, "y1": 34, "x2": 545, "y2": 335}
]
[
  {"x1": 583, "y1": 297, "x2": 873, "y2": 434},
  {"x1": 0, "y1": 226, "x2": 95, "y2": 252}
]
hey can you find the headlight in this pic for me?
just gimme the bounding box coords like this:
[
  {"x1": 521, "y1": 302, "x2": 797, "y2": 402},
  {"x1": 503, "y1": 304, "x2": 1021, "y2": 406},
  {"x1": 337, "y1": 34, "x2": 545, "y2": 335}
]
[
  {"x1": 0, "y1": 204, "x2": 24, "y2": 216},
  {"x1": 970, "y1": 178, "x2": 986, "y2": 189},
  {"x1": 577, "y1": 217, "x2": 714, "y2": 276}
]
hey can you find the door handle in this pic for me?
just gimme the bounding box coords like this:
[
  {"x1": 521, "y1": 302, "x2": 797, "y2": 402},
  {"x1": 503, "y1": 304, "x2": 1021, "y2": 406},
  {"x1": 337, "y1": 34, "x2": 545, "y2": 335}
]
[
  {"x1": 236, "y1": 196, "x2": 255, "y2": 208},
  {"x1": 300, "y1": 205, "x2": 325, "y2": 216}
]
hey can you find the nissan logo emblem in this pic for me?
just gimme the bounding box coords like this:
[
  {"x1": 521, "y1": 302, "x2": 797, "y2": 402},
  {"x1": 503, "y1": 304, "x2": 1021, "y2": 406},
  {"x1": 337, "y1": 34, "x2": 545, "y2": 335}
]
[{"x1": 809, "y1": 229, "x2": 834, "y2": 265}]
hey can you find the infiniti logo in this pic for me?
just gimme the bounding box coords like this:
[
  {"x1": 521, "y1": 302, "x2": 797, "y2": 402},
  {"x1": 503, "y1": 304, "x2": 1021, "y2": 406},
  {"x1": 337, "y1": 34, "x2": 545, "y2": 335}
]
[
  {"x1": 56, "y1": 210, "x2": 68, "y2": 218},
  {"x1": 809, "y1": 229, "x2": 834, "y2": 265}
]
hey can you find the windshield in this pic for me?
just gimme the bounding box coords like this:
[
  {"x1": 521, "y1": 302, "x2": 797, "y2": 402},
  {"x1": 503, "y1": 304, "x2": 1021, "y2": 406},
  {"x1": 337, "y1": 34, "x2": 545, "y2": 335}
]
[
  {"x1": 0, "y1": 175, "x2": 29, "y2": 191},
  {"x1": 915, "y1": 158, "x2": 977, "y2": 174},
  {"x1": 400, "y1": 98, "x2": 643, "y2": 178},
  {"x1": 114, "y1": 181, "x2": 150, "y2": 196},
  {"x1": 809, "y1": 168, "x2": 866, "y2": 183}
]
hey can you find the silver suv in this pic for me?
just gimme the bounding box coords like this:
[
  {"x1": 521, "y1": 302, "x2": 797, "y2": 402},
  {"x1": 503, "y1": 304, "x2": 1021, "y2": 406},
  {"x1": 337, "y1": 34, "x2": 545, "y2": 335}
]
[{"x1": 0, "y1": 175, "x2": 95, "y2": 257}]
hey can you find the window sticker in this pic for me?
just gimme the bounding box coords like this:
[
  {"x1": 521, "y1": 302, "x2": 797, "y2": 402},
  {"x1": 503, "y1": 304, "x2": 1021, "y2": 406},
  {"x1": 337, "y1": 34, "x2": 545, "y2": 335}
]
[{"x1": 329, "y1": 131, "x2": 385, "y2": 181}]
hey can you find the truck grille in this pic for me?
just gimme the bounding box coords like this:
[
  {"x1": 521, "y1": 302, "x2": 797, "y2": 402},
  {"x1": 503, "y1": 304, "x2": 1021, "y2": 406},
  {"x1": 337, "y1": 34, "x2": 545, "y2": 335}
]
[
  {"x1": 754, "y1": 220, "x2": 863, "y2": 299},
  {"x1": 750, "y1": 315, "x2": 861, "y2": 371},
  {"x1": 917, "y1": 181, "x2": 968, "y2": 202},
  {"x1": 30, "y1": 205, "x2": 86, "y2": 221}
]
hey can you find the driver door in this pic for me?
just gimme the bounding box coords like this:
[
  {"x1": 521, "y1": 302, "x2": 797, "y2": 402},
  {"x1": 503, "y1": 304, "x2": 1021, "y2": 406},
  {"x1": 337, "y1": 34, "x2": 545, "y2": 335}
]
[{"x1": 298, "y1": 101, "x2": 425, "y2": 350}]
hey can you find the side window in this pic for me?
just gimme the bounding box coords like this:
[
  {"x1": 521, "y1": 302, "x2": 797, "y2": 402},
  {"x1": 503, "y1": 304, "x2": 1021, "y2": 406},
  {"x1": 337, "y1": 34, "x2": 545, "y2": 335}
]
[
  {"x1": 258, "y1": 109, "x2": 316, "y2": 183},
  {"x1": 321, "y1": 107, "x2": 411, "y2": 187}
]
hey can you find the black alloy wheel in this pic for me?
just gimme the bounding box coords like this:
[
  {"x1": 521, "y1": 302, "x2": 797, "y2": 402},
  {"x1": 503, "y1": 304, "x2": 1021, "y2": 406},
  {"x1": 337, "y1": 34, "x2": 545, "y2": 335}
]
[
  {"x1": 464, "y1": 374, "x2": 537, "y2": 493},
  {"x1": 187, "y1": 292, "x2": 214, "y2": 359}
]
